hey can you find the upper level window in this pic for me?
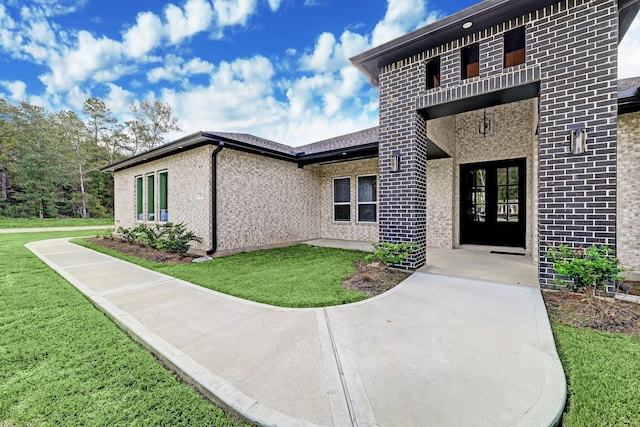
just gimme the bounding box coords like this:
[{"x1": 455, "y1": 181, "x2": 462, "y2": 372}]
[
  {"x1": 504, "y1": 27, "x2": 525, "y2": 68},
  {"x1": 426, "y1": 56, "x2": 441, "y2": 90},
  {"x1": 333, "y1": 177, "x2": 351, "y2": 222},
  {"x1": 461, "y1": 44, "x2": 479, "y2": 79}
]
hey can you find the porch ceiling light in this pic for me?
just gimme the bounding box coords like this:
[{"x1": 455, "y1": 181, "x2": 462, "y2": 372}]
[
  {"x1": 569, "y1": 128, "x2": 587, "y2": 154},
  {"x1": 463, "y1": 21, "x2": 473, "y2": 29}
]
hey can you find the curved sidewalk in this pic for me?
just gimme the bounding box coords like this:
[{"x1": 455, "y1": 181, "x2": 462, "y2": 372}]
[{"x1": 27, "y1": 238, "x2": 566, "y2": 427}]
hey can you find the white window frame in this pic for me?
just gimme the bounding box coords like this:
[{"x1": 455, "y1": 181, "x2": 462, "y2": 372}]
[
  {"x1": 333, "y1": 176, "x2": 351, "y2": 222},
  {"x1": 357, "y1": 174, "x2": 378, "y2": 223}
]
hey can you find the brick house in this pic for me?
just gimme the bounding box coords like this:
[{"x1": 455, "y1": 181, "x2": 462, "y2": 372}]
[{"x1": 104, "y1": 0, "x2": 640, "y2": 286}]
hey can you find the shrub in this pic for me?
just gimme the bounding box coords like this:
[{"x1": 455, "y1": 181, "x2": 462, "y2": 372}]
[
  {"x1": 547, "y1": 244, "x2": 625, "y2": 293},
  {"x1": 365, "y1": 241, "x2": 419, "y2": 267},
  {"x1": 109, "y1": 223, "x2": 202, "y2": 254}
]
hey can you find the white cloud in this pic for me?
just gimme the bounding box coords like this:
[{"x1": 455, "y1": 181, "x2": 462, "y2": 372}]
[
  {"x1": 213, "y1": 0, "x2": 257, "y2": 27},
  {"x1": 147, "y1": 55, "x2": 214, "y2": 83},
  {"x1": 267, "y1": 0, "x2": 283, "y2": 12},
  {"x1": 164, "y1": 0, "x2": 214, "y2": 44},
  {"x1": 1, "y1": 80, "x2": 27, "y2": 101},
  {"x1": 372, "y1": 0, "x2": 436, "y2": 46},
  {"x1": 300, "y1": 30, "x2": 368, "y2": 73},
  {"x1": 40, "y1": 30, "x2": 124, "y2": 93},
  {"x1": 105, "y1": 83, "x2": 134, "y2": 114},
  {"x1": 619, "y1": 14, "x2": 640, "y2": 79},
  {"x1": 123, "y1": 12, "x2": 164, "y2": 58}
]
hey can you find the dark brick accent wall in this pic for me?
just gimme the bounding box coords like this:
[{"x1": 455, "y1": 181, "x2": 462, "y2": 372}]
[{"x1": 377, "y1": 0, "x2": 619, "y2": 277}]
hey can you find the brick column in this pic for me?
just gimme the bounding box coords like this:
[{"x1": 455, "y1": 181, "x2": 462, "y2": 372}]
[{"x1": 378, "y1": 65, "x2": 428, "y2": 269}]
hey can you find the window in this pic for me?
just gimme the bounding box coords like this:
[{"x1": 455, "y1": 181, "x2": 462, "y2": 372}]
[
  {"x1": 497, "y1": 166, "x2": 519, "y2": 223},
  {"x1": 357, "y1": 175, "x2": 377, "y2": 222},
  {"x1": 504, "y1": 27, "x2": 525, "y2": 68},
  {"x1": 333, "y1": 177, "x2": 350, "y2": 222},
  {"x1": 147, "y1": 175, "x2": 155, "y2": 221},
  {"x1": 136, "y1": 176, "x2": 143, "y2": 220},
  {"x1": 159, "y1": 171, "x2": 168, "y2": 222},
  {"x1": 426, "y1": 56, "x2": 441, "y2": 90},
  {"x1": 461, "y1": 43, "x2": 479, "y2": 79}
]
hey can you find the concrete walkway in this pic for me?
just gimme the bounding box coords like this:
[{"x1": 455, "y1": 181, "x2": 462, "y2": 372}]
[
  {"x1": 0, "y1": 225, "x2": 112, "y2": 234},
  {"x1": 27, "y1": 238, "x2": 566, "y2": 427}
]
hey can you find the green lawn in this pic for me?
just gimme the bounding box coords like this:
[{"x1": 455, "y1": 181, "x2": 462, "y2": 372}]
[
  {"x1": 0, "y1": 217, "x2": 114, "y2": 228},
  {"x1": 552, "y1": 323, "x2": 640, "y2": 426},
  {"x1": 0, "y1": 231, "x2": 245, "y2": 427},
  {"x1": 76, "y1": 240, "x2": 369, "y2": 308}
]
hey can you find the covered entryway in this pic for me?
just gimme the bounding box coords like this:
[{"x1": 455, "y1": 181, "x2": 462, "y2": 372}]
[{"x1": 460, "y1": 158, "x2": 526, "y2": 247}]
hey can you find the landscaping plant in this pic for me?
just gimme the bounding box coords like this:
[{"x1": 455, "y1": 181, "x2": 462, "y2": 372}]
[
  {"x1": 547, "y1": 244, "x2": 625, "y2": 293},
  {"x1": 109, "y1": 222, "x2": 202, "y2": 253},
  {"x1": 365, "y1": 241, "x2": 419, "y2": 267}
]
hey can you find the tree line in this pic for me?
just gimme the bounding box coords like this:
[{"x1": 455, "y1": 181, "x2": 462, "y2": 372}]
[{"x1": 0, "y1": 98, "x2": 180, "y2": 219}]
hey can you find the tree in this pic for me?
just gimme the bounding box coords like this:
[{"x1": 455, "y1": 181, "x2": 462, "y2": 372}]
[
  {"x1": 82, "y1": 97, "x2": 120, "y2": 164},
  {"x1": 124, "y1": 100, "x2": 181, "y2": 155},
  {"x1": 54, "y1": 110, "x2": 93, "y2": 218},
  {"x1": 0, "y1": 99, "x2": 17, "y2": 202}
]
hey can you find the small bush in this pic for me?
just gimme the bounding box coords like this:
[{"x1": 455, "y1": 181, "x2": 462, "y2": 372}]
[
  {"x1": 547, "y1": 244, "x2": 625, "y2": 292},
  {"x1": 109, "y1": 223, "x2": 202, "y2": 254},
  {"x1": 365, "y1": 241, "x2": 419, "y2": 267}
]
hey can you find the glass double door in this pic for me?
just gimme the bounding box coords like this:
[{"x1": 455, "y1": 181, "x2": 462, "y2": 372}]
[{"x1": 460, "y1": 159, "x2": 526, "y2": 248}]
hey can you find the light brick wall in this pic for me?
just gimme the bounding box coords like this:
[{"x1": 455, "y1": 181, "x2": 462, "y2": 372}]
[
  {"x1": 216, "y1": 149, "x2": 321, "y2": 252},
  {"x1": 113, "y1": 146, "x2": 213, "y2": 252},
  {"x1": 425, "y1": 99, "x2": 538, "y2": 252},
  {"x1": 617, "y1": 111, "x2": 640, "y2": 279},
  {"x1": 310, "y1": 158, "x2": 379, "y2": 242}
]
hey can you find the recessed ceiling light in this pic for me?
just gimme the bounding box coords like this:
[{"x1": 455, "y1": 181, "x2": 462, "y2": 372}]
[{"x1": 463, "y1": 21, "x2": 473, "y2": 29}]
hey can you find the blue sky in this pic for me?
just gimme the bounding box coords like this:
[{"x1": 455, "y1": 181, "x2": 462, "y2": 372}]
[{"x1": 1, "y1": 0, "x2": 639, "y2": 146}]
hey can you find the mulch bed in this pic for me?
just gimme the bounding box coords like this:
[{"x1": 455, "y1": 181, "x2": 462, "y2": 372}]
[
  {"x1": 86, "y1": 238, "x2": 196, "y2": 264},
  {"x1": 342, "y1": 262, "x2": 412, "y2": 297},
  {"x1": 542, "y1": 289, "x2": 640, "y2": 337}
]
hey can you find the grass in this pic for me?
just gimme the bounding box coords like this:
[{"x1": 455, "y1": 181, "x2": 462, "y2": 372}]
[
  {"x1": 75, "y1": 239, "x2": 369, "y2": 308},
  {"x1": 0, "y1": 230, "x2": 246, "y2": 426},
  {"x1": 552, "y1": 323, "x2": 640, "y2": 426},
  {"x1": 0, "y1": 217, "x2": 114, "y2": 228}
]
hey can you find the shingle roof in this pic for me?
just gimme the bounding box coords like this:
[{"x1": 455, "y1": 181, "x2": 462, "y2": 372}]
[
  {"x1": 296, "y1": 127, "x2": 379, "y2": 154},
  {"x1": 619, "y1": 77, "x2": 640, "y2": 92},
  {"x1": 204, "y1": 131, "x2": 297, "y2": 155}
]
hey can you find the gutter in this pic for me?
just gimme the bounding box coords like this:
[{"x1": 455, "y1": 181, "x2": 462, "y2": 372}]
[{"x1": 206, "y1": 142, "x2": 225, "y2": 255}]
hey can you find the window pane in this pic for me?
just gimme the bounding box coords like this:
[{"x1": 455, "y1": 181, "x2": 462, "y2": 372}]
[
  {"x1": 497, "y1": 168, "x2": 507, "y2": 185},
  {"x1": 358, "y1": 176, "x2": 377, "y2": 203},
  {"x1": 476, "y1": 169, "x2": 486, "y2": 186},
  {"x1": 508, "y1": 167, "x2": 519, "y2": 184},
  {"x1": 358, "y1": 204, "x2": 376, "y2": 222},
  {"x1": 147, "y1": 175, "x2": 155, "y2": 221},
  {"x1": 334, "y1": 205, "x2": 350, "y2": 222},
  {"x1": 334, "y1": 178, "x2": 350, "y2": 203},
  {"x1": 159, "y1": 172, "x2": 168, "y2": 221},
  {"x1": 136, "y1": 177, "x2": 143, "y2": 220},
  {"x1": 508, "y1": 204, "x2": 519, "y2": 222}
]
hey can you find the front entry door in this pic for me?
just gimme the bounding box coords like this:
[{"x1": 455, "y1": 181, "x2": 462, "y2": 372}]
[{"x1": 460, "y1": 159, "x2": 526, "y2": 248}]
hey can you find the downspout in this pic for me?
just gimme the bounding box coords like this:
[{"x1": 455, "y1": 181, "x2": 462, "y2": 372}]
[{"x1": 206, "y1": 142, "x2": 225, "y2": 255}]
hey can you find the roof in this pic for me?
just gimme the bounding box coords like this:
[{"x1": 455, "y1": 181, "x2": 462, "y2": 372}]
[
  {"x1": 619, "y1": 77, "x2": 640, "y2": 114},
  {"x1": 102, "y1": 128, "x2": 379, "y2": 173},
  {"x1": 351, "y1": 0, "x2": 640, "y2": 87}
]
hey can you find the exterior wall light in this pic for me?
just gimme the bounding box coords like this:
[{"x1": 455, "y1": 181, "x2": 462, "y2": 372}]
[
  {"x1": 390, "y1": 152, "x2": 401, "y2": 172},
  {"x1": 569, "y1": 128, "x2": 587, "y2": 154}
]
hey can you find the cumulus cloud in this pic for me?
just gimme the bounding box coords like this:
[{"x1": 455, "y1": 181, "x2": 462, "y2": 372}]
[
  {"x1": 1, "y1": 80, "x2": 27, "y2": 101},
  {"x1": 147, "y1": 55, "x2": 214, "y2": 83},
  {"x1": 372, "y1": 0, "x2": 439, "y2": 46},
  {"x1": 123, "y1": 12, "x2": 164, "y2": 58},
  {"x1": 164, "y1": 0, "x2": 214, "y2": 44},
  {"x1": 213, "y1": 0, "x2": 257, "y2": 27}
]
